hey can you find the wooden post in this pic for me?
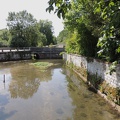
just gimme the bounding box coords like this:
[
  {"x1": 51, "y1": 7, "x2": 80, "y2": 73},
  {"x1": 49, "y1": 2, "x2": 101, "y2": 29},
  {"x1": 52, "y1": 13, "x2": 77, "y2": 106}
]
[{"x1": 3, "y1": 74, "x2": 5, "y2": 83}]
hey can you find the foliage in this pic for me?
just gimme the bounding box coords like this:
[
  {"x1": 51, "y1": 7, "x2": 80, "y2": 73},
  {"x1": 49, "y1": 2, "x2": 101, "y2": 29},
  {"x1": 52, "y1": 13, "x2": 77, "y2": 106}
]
[
  {"x1": 87, "y1": 72, "x2": 102, "y2": 89},
  {"x1": 95, "y1": 0, "x2": 120, "y2": 62},
  {"x1": 30, "y1": 62, "x2": 53, "y2": 71},
  {"x1": 77, "y1": 23, "x2": 98, "y2": 57},
  {"x1": 0, "y1": 10, "x2": 55, "y2": 47},
  {"x1": 0, "y1": 29, "x2": 10, "y2": 46},
  {"x1": 97, "y1": 35, "x2": 120, "y2": 62},
  {"x1": 37, "y1": 33, "x2": 47, "y2": 47},
  {"x1": 7, "y1": 10, "x2": 39, "y2": 47},
  {"x1": 56, "y1": 29, "x2": 69, "y2": 43},
  {"x1": 63, "y1": 0, "x2": 99, "y2": 57},
  {"x1": 46, "y1": 0, "x2": 71, "y2": 19},
  {"x1": 6, "y1": 10, "x2": 54, "y2": 47},
  {"x1": 10, "y1": 35, "x2": 29, "y2": 47},
  {"x1": 0, "y1": 29, "x2": 9, "y2": 41},
  {"x1": 48, "y1": 0, "x2": 120, "y2": 62},
  {"x1": 65, "y1": 31, "x2": 79, "y2": 54},
  {"x1": 38, "y1": 20, "x2": 55, "y2": 45},
  {"x1": 52, "y1": 35, "x2": 57, "y2": 44},
  {"x1": 109, "y1": 61, "x2": 117, "y2": 75}
]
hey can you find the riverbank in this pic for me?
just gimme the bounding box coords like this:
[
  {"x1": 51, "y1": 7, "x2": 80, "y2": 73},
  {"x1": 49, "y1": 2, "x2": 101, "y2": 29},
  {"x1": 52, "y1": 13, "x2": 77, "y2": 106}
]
[{"x1": 63, "y1": 53, "x2": 120, "y2": 114}]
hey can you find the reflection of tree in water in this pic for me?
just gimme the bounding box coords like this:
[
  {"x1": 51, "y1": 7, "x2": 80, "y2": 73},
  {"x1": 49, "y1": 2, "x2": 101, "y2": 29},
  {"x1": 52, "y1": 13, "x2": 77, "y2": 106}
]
[{"x1": 9, "y1": 63, "x2": 53, "y2": 99}]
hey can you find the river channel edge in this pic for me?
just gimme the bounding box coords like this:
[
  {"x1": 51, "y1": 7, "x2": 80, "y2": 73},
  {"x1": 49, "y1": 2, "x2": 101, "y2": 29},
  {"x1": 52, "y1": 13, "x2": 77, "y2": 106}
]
[{"x1": 64, "y1": 60, "x2": 120, "y2": 115}]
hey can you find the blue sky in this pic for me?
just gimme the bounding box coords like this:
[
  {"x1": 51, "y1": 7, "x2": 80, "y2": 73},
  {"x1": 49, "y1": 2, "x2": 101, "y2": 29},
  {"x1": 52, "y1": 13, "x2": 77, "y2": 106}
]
[{"x1": 0, "y1": 0, "x2": 64, "y2": 36}]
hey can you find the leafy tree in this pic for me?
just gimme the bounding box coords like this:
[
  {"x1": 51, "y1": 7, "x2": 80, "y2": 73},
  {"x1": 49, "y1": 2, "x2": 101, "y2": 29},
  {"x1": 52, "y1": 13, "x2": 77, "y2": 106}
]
[
  {"x1": 53, "y1": 35, "x2": 57, "y2": 44},
  {"x1": 63, "y1": 0, "x2": 100, "y2": 57},
  {"x1": 10, "y1": 35, "x2": 29, "y2": 47},
  {"x1": 23, "y1": 25, "x2": 40, "y2": 47},
  {"x1": 0, "y1": 29, "x2": 9, "y2": 41},
  {"x1": 56, "y1": 29, "x2": 69, "y2": 43},
  {"x1": 47, "y1": 0, "x2": 120, "y2": 62},
  {"x1": 77, "y1": 23, "x2": 98, "y2": 57},
  {"x1": 37, "y1": 33, "x2": 47, "y2": 47},
  {"x1": 7, "y1": 10, "x2": 39, "y2": 47},
  {"x1": 38, "y1": 20, "x2": 54, "y2": 45},
  {"x1": 46, "y1": 0, "x2": 71, "y2": 18},
  {"x1": 65, "y1": 30, "x2": 79, "y2": 54},
  {"x1": 0, "y1": 29, "x2": 10, "y2": 46},
  {"x1": 95, "y1": 0, "x2": 120, "y2": 62}
]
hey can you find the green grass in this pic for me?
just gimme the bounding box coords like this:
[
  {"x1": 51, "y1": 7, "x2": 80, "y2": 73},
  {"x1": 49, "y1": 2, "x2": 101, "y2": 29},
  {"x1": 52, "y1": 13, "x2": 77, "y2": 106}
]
[{"x1": 30, "y1": 62, "x2": 53, "y2": 71}]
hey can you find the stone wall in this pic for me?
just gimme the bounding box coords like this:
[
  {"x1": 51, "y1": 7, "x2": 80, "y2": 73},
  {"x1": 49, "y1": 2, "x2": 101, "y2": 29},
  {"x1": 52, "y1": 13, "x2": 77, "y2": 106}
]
[
  {"x1": 63, "y1": 53, "x2": 120, "y2": 88},
  {"x1": 0, "y1": 51, "x2": 31, "y2": 61},
  {"x1": 63, "y1": 53, "x2": 120, "y2": 107}
]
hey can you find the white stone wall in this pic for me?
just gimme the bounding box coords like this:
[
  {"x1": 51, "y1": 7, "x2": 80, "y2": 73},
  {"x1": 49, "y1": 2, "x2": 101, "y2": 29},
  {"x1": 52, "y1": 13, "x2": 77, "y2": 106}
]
[
  {"x1": 63, "y1": 54, "x2": 87, "y2": 69},
  {"x1": 63, "y1": 53, "x2": 120, "y2": 88}
]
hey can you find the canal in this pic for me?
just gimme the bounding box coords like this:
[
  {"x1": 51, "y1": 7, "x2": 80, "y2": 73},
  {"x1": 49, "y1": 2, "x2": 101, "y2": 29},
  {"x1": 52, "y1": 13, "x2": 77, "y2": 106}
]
[{"x1": 0, "y1": 60, "x2": 120, "y2": 120}]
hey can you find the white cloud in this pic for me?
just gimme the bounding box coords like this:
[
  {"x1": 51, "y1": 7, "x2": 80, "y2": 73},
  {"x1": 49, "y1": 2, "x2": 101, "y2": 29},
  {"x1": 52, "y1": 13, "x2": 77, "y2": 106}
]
[{"x1": 0, "y1": 0, "x2": 64, "y2": 36}]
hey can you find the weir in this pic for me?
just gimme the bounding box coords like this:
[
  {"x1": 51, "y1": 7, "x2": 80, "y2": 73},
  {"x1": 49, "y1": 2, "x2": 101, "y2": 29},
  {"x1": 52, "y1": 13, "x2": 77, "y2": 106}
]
[{"x1": 0, "y1": 47, "x2": 64, "y2": 61}]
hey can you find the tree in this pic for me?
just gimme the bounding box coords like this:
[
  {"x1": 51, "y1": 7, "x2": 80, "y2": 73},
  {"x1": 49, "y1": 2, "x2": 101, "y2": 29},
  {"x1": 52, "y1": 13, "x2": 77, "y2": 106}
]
[
  {"x1": 56, "y1": 29, "x2": 69, "y2": 43},
  {"x1": 65, "y1": 30, "x2": 80, "y2": 54},
  {"x1": 10, "y1": 35, "x2": 28, "y2": 47},
  {"x1": 38, "y1": 20, "x2": 54, "y2": 45},
  {"x1": 0, "y1": 29, "x2": 9, "y2": 41},
  {"x1": 0, "y1": 29, "x2": 10, "y2": 46},
  {"x1": 7, "y1": 10, "x2": 39, "y2": 47},
  {"x1": 95, "y1": 0, "x2": 120, "y2": 62},
  {"x1": 53, "y1": 35, "x2": 57, "y2": 44},
  {"x1": 47, "y1": 0, "x2": 120, "y2": 61},
  {"x1": 23, "y1": 25, "x2": 40, "y2": 47},
  {"x1": 46, "y1": 0, "x2": 71, "y2": 19},
  {"x1": 37, "y1": 33, "x2": 47, "y2": 47},
  {"x1": 63, "y1": 0, "x2": 100, "y2": 57}
]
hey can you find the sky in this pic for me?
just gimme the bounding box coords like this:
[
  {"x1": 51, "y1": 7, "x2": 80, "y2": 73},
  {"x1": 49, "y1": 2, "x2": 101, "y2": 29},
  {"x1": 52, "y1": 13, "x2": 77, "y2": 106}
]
[{"x1": 0, "y1": 0, "x2": 64, "y2": 36}]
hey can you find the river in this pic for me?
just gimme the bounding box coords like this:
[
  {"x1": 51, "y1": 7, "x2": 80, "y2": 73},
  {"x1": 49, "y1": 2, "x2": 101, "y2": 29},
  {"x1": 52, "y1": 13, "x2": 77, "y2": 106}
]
[{"x1": 0, "y1": 60, "x2": 119, "y2": 120}]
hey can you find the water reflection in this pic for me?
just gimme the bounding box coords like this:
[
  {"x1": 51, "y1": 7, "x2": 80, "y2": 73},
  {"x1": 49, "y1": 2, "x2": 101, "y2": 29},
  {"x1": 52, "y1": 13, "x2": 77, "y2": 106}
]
[
  {"x1": 0, "y1": 107, "x2": 17, "y2": 120},
  {"x1": 0, "y1": 60, "x2": 119, "y2": 120},
  {"x1": 9, "y1": 66, "x2": 40, "y2": 99},
  {"x1": 8, "y1": 61, "x2": 60, "y2": 99},
  {"x1": 0, "y1": 94, "x2": 17, "y2": 120}
]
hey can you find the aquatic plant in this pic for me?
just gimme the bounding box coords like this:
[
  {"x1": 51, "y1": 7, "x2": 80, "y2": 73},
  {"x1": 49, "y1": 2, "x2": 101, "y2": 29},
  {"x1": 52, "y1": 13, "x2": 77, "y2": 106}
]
[{"x1": 30, "y1": 62, "x2": 53, "y2": 71}]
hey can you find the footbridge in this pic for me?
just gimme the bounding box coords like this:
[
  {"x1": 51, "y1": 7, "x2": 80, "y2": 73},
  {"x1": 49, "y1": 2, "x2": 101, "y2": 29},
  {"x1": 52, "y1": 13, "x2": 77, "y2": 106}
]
[{"x1": 0, "y1": 47, "x2": 64, "y2": 61}]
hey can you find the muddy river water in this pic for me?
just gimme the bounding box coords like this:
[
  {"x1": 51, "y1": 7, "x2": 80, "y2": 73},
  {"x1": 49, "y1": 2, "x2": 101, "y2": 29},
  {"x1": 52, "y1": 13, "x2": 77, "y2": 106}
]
[{"x1": 0, "y1": 60, "x2": 120, "y2": 120}]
